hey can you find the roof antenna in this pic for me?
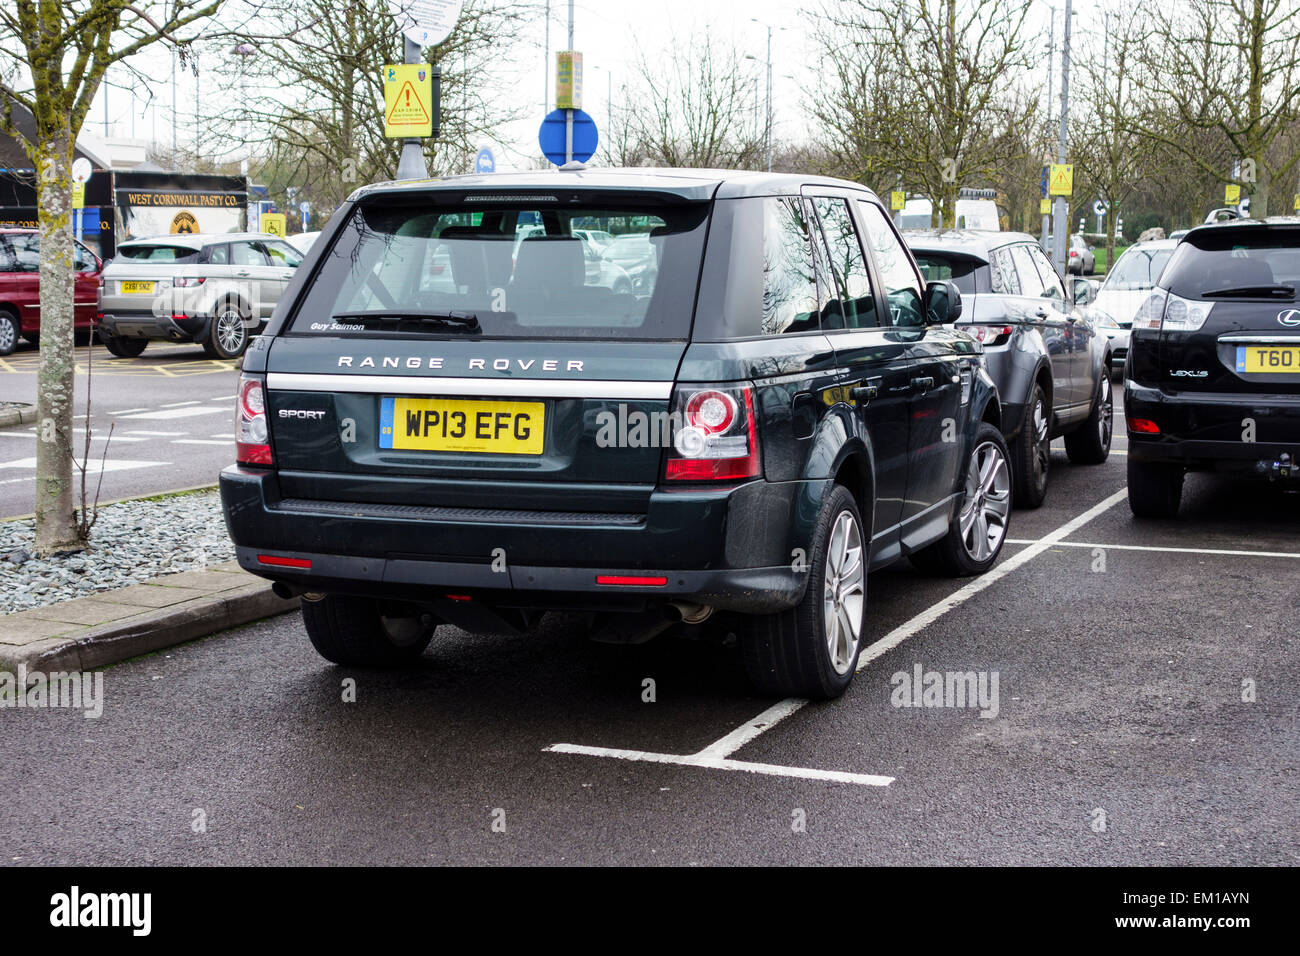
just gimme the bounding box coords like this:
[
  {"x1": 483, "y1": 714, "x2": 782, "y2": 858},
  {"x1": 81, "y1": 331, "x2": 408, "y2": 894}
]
[{"x1": 558, "y1": 161, "x2": 588, "y2": 171}]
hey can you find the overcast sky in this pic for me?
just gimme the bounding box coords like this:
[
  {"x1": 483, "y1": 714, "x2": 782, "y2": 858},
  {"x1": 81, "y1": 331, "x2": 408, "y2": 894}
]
[{"x1": 86, "y1": 0, "x2": 1107, "y2": 172}]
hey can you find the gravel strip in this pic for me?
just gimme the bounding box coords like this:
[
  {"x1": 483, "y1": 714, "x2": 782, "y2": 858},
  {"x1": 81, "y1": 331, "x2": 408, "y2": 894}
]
[{"x1": 0, "y1": 489, "x2": 234, "y2": 614}]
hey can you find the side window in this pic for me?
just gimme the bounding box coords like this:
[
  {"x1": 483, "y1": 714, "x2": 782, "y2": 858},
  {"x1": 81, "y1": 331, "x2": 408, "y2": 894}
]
[
  {"x1": 990, "y1": 248, "x2": 1021, "y2": 295},
  {"x1": 205, "y1": 243, "x2": 230, "y2": 265},
  {"x1": 812, "y1": 196, "x2": 877, "y2": 329},
  {"x1": 761, "y1": 197, "x2": 820, "y2": 335},
  {"x1": 12, "y1": 234, "x2": 40, "y2": 272},
  {"x1": 230, "y1": 241, "x2": 267, "y2": 266},
  {"x1": 1027, "y1": 244, "x2": 1066, "y2": 300},
  {"x1": 265, "y1": 241, "x2": 302, "y2": 268},
  {"x1": 856, "y1": 200, "x2": 924, "y2": 327},
  {"x1": 1009, "y1": 244, "x2": 1047, "y2": 298}
]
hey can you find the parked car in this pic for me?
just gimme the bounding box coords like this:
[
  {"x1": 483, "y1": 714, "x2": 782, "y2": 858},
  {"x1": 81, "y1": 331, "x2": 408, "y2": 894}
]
[
  {"x1": 1125, "y1": 218, "x2": 1300, "y2": 517},
  {"x1": 98, "y1": 232, "x2": 304, "y2": 359},
  {"x1": 1067, "y1": 234, "x2": 1095, "y2": 275},
  {"x1": 220, "y1": 168, "x2": 1012, "y2": 700},
  {"x1": 1093, "y1": 239, "x2": 1178, "y2": 370},
  {"x1": 907, "y1": 229, "x2": 1113, "y2": 508},
  {"x1": 573, "y1": 228, "x2": 615, "y2": 251},
  {"x1": 287, "y1": 232, "x2": 321, "y2": 253},
  {"x1": 0, "y1": 228, "x2": 102, "y2": 355},
  {"x1": 599, "y1": 232, "x2": 658, "y2": 291}
]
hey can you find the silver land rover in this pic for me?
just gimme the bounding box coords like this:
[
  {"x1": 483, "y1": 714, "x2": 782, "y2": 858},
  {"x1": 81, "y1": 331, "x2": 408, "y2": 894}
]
[{"x1": 98, "y1": 232, "x2": 303, "y2": 358}]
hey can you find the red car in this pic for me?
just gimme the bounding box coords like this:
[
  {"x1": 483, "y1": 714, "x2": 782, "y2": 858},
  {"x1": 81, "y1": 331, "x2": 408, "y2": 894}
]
[{"x1": 0, "y1": 228, "x2": 102, "y2": 355}]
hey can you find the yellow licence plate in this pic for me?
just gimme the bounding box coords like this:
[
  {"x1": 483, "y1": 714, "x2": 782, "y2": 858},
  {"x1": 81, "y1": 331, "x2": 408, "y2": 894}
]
[
  {"x1": 120, "y1": 280, "x2": 155, "y2": 294},
  {"x1": 1237, "y1": 345, "x2": 1300, "y2": 374},
  {"x1": 380, "y1": 396, "x2": 545, "y2": 454}
]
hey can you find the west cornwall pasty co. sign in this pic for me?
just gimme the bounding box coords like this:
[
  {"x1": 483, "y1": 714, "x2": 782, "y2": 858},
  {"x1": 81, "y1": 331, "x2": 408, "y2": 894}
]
[{"x1": 117, "y1": 189, "x2": 246, "y2": 236}]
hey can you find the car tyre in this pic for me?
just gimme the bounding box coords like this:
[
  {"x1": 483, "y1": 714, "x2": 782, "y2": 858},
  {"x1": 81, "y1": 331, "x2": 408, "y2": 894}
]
[
  {"x1": 301, "y1": 594, "x2": 436, "y2": 667},
  {"x1": 1064, "y1": 370, "x2": 1112, "y2": 464},
  {"x1": 1127, "y1": 458, "x2": 1183, "y2": 519},
  {"x1": 0, "y1": 309, "x2": 19, "y2": 356},
  {"x1": 910, "y1": 422, "x2": 1012, "y2": 577},
  {"x1": 1011, "y1": 383, "x2": 1050, "y2": 509},
  {"x1": 102, "y1": 334, "x2": 148, "y2": 358},
  {"x1": 741, "y1": 484, "x2": 865, "y2": 700},
  {"x1": 203, "y1": 300, "x2": 251, "y2": 359}
]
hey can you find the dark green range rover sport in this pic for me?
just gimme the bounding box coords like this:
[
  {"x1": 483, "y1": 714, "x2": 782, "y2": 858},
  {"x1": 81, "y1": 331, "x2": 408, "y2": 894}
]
[{"x1": 220, "y1": 168, "x2": 1009, "y2": 699}]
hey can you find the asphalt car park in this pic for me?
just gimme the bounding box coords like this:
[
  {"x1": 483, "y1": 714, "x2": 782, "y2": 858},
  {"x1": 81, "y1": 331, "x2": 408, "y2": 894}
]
[{"x1": 3, "y1": 385, "x2": 1297, "y2": 865}]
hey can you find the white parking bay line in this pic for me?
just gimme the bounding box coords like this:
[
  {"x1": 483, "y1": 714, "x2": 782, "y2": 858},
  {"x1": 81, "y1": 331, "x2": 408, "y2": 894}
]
[
  {"x1": 544, "y1": 744, "x2": 895, "y2": 787},
  {"x1": 161, "y1": 400, "x2": 202, "y2": 408},
  {"x1": 544, "y1": 487, "x2": 1129, "y2": 787},
  {"x1": 0, "y1": 457, "x2": 167, "y2": 474},
  {"x1": 117, "y1": 406, "x2": 226, "y2": 421},
  {"x1": 123, "y1": 430, "x2": 186, "y2": 436},
  {"x1": 1007, "y1": 539, "x2": 1300, "y2": 559},
  {"x1": 172, "y1": 439, "x2": 229, "y2": 446},
  {"x1": 109, "y1": 407, "x2": 148, "y2": 414}
]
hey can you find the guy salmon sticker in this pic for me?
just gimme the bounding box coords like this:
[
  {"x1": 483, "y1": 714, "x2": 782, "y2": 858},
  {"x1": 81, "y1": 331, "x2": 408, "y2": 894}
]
[{"x1": 170, "y1": 211, "x2": 198, "y2": 234}]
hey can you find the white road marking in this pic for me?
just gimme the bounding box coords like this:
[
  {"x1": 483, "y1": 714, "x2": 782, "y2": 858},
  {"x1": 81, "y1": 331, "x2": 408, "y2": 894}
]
[
  {"x1": 116, "y1": 406, "x2": 226, "y2": 421},
  {"x1": 122, "y1": 430, "x2": 186, "y2": 436},
  {"x1": 160, "y1": 400, "x2": 202, "y2": 408},
  {"x1": 545, "y1": 487, "x2": 1129, "y2": 786},
  {"x1": 1007, "y1": 539, "x2": 1300, "y2": 559},
  {"x1": 171, "y1": 439, "x2": 229, "y2": 446},
  {"x1": 544, "y1": 744, "x2": 894, "y2": 787},
  {"x1": 0, "y1": 457, "x2": 167, "y2": 474},
  {"x1": 208, "y1": 395, "x2": 235, "y2": 402},
  {"x1": 0, "y1": 432, "x2": 145, "y2": 443},
  {"x1": 109, "y1": 408, "x2": 148, "y2": 414}
]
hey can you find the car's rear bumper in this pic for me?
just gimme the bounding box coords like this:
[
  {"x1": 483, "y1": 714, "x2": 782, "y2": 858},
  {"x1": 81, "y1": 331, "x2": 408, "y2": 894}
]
[
  {"x1": 99, "y1": 309, "x2": 209, "y2": 342},
  {"x1": 1125, "y1": 381, "x2": 1300, "y2": 475},
  {"x1": 219, "y1": 465, "x2": 819, "y2": 613}
]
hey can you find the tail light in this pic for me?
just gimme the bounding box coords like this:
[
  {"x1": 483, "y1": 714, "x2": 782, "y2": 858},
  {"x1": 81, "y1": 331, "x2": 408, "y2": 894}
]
[
  {"x1": 172, "y1": 276, "x2": 206, "y2": 287},
  {"x1": 1127, "y1": 417, "x2": 1160, "y2": 434},
  {"x1": 664, "y1": 384, "x2": 760, "y2": 481},
  {"x1": 236, "y1": 374, "x2": 273, "y2": 466},
  {"x1": 1069, "y1": 250, "x2": 1079, "y2": 258},
  {"x1": 963, "y1": 324, "x2": 1012, "y2": 346}
]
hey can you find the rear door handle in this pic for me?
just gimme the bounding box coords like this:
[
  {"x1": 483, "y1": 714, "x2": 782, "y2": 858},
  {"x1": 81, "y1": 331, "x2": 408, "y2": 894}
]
[
  {"x1": 236, "y1": 270, "x2": 252, "y2": 277},
  {"x1": 911, "y1": 376, "x2": 935, "y2": 392},
  {"x1": 848, "y1": 384, "x2": 878, "y2": 402}
]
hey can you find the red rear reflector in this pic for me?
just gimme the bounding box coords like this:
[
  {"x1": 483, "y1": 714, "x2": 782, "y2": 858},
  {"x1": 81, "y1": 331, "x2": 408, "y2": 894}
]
[
  {"x1": 257, "y1": 554, "x2": 311, "y2": 569},
  {"x1": 596, "y1": 575, "x2": 668, "y2": 587},
  {"x1": 236, "y1": 441, "x2": 272, "y2": 465},
  {"x1": 445, "y1": 594, "x2": 471, "y2": 602},
  {"x1": 1127, "y1": 417, "x2": 1160, "y2": 434}
]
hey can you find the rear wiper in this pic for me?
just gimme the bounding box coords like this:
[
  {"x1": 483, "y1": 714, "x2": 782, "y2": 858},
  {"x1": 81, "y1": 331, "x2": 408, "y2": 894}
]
[
  {"x1": 1201, "y1": 285, "x2": 1295, "y2": 299},
  {"x1": 331, "y1": 310, "x2": 481, "y2": 332}
]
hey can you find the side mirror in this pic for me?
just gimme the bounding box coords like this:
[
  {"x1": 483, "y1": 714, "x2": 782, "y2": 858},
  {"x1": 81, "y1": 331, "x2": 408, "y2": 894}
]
[
  {"x1": 924, "y1": 280, "x2": 963, "y2": 324},
  {"x1": 1072, "y1": 277, "x2": 1097, "y2": 305}
]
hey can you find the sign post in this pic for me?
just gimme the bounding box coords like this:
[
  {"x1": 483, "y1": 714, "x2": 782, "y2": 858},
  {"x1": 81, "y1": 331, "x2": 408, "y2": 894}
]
[{"x1": 386, "y1": 1, "x2": 463, "y2": 180}]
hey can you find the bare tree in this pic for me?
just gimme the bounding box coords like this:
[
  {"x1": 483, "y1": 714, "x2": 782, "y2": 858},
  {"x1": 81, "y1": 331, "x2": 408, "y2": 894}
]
[
  {"x1": 207, "y1": 0, "x2": 530, "y2": 221},
  {"x1": 0, "y1": 0, "x2": 223, "y2": 555},
  {"x1": 812, "y1": 0, "x2": 1039, "y2": 226},
  {"x1": 614, "y1": 34, "x2": 764, "y2": 169},
  {"x1": 1132, "y1": 0, "x2": 1300, "y2": 217}
]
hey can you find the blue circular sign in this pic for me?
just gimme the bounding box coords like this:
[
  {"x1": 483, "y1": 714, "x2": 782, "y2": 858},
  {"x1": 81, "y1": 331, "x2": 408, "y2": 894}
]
[
  {"x1": 538, "y1": 109, "x2": 598, "y2": 166},
  {"x1": 474, "y1": 148, "x2": 495, "y2": 173}
]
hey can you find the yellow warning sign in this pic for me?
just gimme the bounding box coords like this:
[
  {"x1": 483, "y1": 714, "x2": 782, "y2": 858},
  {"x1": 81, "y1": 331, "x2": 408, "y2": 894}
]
[
  {"x1": 261, "y1": 213, "x2": 286, "y2": 238},
  {"x1": 890, "y1": 190, "x2": 906, "y2": 211},
  {"x1": 1224, "y1": 183, "x2": 1241, "y2": 205},
  {"x1": 383, "y1": 64, "x2": 433, "y2": 138},
  {"x1": 1048, "y1": 163, "x2": 1073, "y2": 197},
  {"x1": 1040, "y1": 198, "x2": 1051, "y2": 215}
]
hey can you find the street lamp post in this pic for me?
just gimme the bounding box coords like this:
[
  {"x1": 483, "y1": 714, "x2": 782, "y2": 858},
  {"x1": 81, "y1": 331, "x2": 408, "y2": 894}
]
[{"x1": 750, "y1": 19, "x2": 777, "y2": 172}]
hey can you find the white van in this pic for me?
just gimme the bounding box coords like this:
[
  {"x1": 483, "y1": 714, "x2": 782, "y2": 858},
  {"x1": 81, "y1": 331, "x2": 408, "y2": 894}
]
[{"x1": 898, "y1": 197, "x2": 1001, "y2": 231}]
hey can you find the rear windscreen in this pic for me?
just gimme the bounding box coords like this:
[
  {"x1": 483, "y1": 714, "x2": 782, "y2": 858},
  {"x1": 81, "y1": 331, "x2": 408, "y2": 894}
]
[
  {"x1": 913, "y1": 253, "x2": 979, "y2": 295},
  {"x1": 1160, "y1": 231, "x2": 1300, "y2": 299},
  {"x1": 291, "y1": 195, "x2": 711, "y2": 339},
  {"x1": 1104, "y1": 247, "x2": 1172, "y2": 290},
  {"x1": 116, "y1": 245, "x2": 200, "y2": 263}
]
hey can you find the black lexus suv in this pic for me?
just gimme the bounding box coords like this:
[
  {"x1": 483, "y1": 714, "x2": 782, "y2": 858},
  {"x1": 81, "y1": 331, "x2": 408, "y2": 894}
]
[
  {"x1": 220, "y1": 168, "x2": 1010, "y2": 699},
  {"x1": 1125, "y1": 218, "x2": 1300, "y2": 517}
]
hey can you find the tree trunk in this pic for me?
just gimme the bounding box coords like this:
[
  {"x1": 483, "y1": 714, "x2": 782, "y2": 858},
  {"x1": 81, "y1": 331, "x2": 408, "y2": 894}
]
[{"x1": 33, "y1": 128, "x2": 81, "y2": 555}]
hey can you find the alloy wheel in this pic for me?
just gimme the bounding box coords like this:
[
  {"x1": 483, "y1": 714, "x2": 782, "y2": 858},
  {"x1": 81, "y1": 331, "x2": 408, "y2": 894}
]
[
  {"x1": 215, "y1": 308, "x2": 247, "y2": 356},
  {"x1": 959, "y1": 440, "x2": 1011, "y2": 562},
  {"x1": 822, "y1": 510, "x2": 865, "y2": 675}
]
